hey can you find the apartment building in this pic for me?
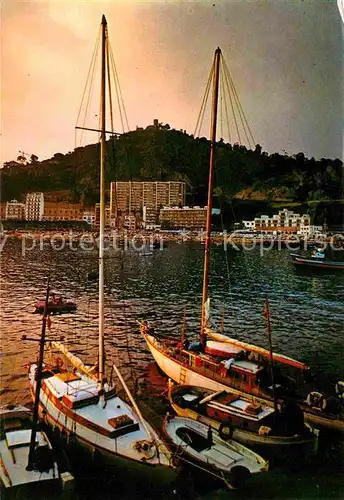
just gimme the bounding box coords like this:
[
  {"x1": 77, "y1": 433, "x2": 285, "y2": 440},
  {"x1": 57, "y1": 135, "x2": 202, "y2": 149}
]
[
  {"x1": 110, "y1": 181, "x2": 186, "y2": 218},
  {"x1": 142, "y1": 206, "x2": 158, "y2": 228},
  {"x1": 6, "y1": 200, "x2": 26, "y2": 220},
  {"x1": 25, "y1": 192, "x2": 44, "y2": 221},
  {"x1": 159, "y1": 206, "x2": 207, "y2": 230}
]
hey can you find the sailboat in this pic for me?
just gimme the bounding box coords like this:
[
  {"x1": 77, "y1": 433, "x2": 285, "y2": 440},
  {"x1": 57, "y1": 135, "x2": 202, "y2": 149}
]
[
  {"x1": 139, "y1": 47, "x2": 344, "y2": 433},
  {"x1": 27, "y1": 15, "x2": 175, "y2": 488},
  {"x1": 1, "y1": 282, "x2": 74, "y2": 497}
]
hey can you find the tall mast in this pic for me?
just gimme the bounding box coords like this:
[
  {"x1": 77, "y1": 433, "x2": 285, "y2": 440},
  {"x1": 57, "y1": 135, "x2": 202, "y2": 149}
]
[
  {"x1": 27, "y1": 278, "x2": 50, "y2": 470},
  {"x1": 99, "y1": 14, "x2": 107, "y2": 391},
  {"x1": 200, "y1": 47, "x2": 221, "y2": 343}
]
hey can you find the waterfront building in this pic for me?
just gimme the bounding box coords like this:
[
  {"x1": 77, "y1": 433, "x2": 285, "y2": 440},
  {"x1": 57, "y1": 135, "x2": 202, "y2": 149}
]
[
  {"x1": 242, "y1": 209, "x2": 318, "y2": 235},
  {"x1": 110, "y1": 181, "x2": 186, "y2": 218},
  {"x1": 298, "y1": 224, "x2": 324, "y2": 238},
  {"x1": 83, "y1": 211, "x2": 96, "y2": 225},
  {"x1": 142, "y1": 206, "x2": 158, "y2": 228},
  {"x1": 5, "y1": 199, "x2": 25, "y2": 220},
  {"x1": 25, "y1": 192, "x2": 44, "y2": 221},
  {"x1": 42, "y1": 202, "x2": 84, "y2": 221},
  {"x1": 159, "y1": 206, "x2": 207, "y2": 230},
  {"x1": 94, "y1": 203, "x2": 111, "y2": 227}
]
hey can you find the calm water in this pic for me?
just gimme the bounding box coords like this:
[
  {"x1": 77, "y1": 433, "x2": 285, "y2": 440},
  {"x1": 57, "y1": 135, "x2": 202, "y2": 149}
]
[{"x1": 1, "y1": 238, "x2": 344, "y2": 498}]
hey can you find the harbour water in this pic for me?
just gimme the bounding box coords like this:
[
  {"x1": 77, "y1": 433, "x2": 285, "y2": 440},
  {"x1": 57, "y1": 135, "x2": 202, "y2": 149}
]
[{"x1": 1, "y1": 238, "x2": 344, "y2": 498}]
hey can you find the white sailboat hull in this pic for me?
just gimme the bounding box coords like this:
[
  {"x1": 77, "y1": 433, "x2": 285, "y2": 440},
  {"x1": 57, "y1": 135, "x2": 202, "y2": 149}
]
[
  {"x1": 28, "y1": 365, "x2": 175, "y2": 488},
  {"x1": 145, "y1": 334, "x2": 229, "y2": 393}
]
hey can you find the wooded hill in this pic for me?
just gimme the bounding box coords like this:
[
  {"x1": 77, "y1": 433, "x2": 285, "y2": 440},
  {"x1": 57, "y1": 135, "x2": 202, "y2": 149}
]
[{"x1": 2, "y1": 124, "x2": 343, "y2": 224}]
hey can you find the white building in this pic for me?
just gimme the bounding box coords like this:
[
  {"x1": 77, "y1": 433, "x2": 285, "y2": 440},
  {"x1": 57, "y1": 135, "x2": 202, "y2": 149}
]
[
  {"x1": 83, "y1": 211, "x2": 95, "y2": 225},
  {"x1": 297, "y1": 224, "x2": 324, "y2": 238},
  {"x1": 242, "y1": 220, "x2": 255, "y2": 230},
  {"x1": 6, "y1": 199, "x2": 26, "y2": 220},
  {"x1": 242, "y1": 209, "x2": 319, "y2": 235},
  {"x1": 25, "y1": 192, "x2": 44, "y2": 221}
]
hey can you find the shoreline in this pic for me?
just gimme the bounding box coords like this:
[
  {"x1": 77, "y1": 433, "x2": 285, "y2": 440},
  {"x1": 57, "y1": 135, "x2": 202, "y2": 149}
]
[{"x1": 2, "y1": 229, "x2": 343, "y2": 250}]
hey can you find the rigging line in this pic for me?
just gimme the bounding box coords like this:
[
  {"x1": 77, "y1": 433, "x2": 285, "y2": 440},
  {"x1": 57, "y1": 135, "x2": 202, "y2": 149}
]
[
  {"x1": 75, "y1": 27, "x2": 101, "y2": 147},
  {"x1": 222, "y1": 64, "x2": 242, "y2": 145},
  {"x1": 114, "y1": 63, "x2": 130, "y2": 132},
  {"x1": 105, "y1": 34, "x2": 118, "y2": 201},
  {"x1": 220, "y1": 58, "x2": 232, "y2": 145},
  {"x1": 194, "y1": 58, "x2": 214, "y2": 137},
  {"x1": 108, "y1": 41, "x2": 126, "y2": 130},
  {"x1": 229, "y1": 76, "x2": 255, "y2": 149},
  {"x1": 108, "y1": 43, "x2": 124, "y2": 133},
  {"x1": 222, "y1": 58, "x2": 255, "y2": 148},
  {"x1": 198, "y1": 73, "x2": 212, "y2": 139},
  {"x1": 108, "y1": 42, "x2": 129, "y2": 132},
  {"x1": 106, "y1": 37, "x2": 115, "y2": 138},
  {"x1": 213, "y1": 155, "x2": 238, "y2": 336},
  {"x1": 75, "y1": 25, "x2": 101, "y2": 127},
  {"x1": 219, "y1": 60, "x2": 224, "y2": 141},
  {"x1": 229, "y1": 75, "x2": 253, "y2": 149}
]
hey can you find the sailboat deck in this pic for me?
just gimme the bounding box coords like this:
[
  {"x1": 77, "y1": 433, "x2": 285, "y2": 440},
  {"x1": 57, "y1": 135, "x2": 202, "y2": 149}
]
[{"x1": 44, "y1": 372, "x2": 143, "y2": 437}]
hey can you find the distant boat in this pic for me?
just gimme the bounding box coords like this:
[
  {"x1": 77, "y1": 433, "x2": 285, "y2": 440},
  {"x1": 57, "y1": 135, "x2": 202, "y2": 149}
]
[
  {"x1": 290, "y1": 248, "x2": 344, "y2": 270},
  {"x1": 0, "y1": 405, "x2": 74, "y2": 496},
  {"x1": 34, "y1": 293, "x2": 77, "y2": 314},
  {"x1": 163, "y1": 415, "x2": 268, "y2": 489}
]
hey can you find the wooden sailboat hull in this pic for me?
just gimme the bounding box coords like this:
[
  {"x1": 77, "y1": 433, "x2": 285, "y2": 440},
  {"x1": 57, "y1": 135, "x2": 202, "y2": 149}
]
[
  {"x1": 143, "y1": 333, "x2": 344, "y2": 432},
  {"x1": 169, "y1": 386, "x2": 319, "y2": 455},
  {"x1": 28, "y1": 365, "x2": 176, "y2": 491}
]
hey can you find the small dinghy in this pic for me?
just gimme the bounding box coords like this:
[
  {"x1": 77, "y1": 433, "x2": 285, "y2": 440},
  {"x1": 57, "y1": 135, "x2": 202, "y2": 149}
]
[
  {"x1": 34, "y1": 292, "x2": 77, "y2": 314},
  {"x1": 163, "y1": 415, "x2": 268, "y2": 488},
  {"x1": 0, "y1": 404, "x2": 74, "y2": 497}
]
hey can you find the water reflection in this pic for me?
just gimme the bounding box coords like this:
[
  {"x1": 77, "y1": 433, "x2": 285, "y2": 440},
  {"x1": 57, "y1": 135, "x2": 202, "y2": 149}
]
[{"x1": 1, "y1": 239, "x2": 343, "y2": 407}]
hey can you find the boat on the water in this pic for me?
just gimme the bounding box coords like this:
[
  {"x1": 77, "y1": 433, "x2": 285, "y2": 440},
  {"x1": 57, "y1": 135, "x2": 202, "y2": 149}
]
[
  {"x1": 34, "y1": 293, "x2": 77, "y2": 314},
  {"x1": 27, "y1": 15, "x2": 176, "y2": 491},
  {"x1": 163, "y1": 415, "x2": 268, "y2": 489},
  {"x1": 0, "y1": 404, "x2": 74, "y2": 498},
  {"x1": 168, "y1": 383, "x2": 319, "y2": 455},
  {"x1": 140, "y1": 322, "x2": 344, "y2": 431},
  {"x1": 139, "y1": 47, "x2": 344, "y2": 432},
  {"x1": 290, "y1": 248, "x2": 344, "y2": 270}
]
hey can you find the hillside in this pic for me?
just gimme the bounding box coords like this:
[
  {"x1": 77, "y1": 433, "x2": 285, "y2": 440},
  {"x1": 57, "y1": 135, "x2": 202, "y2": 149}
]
[{"x1": 1, "y1": 124, "x2": 343, "y2": 225}]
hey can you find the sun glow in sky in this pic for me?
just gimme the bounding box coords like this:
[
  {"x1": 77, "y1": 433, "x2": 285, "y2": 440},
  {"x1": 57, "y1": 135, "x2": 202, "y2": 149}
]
[{"x1": 1, "y1": 0, "x2": 343, "y2": 164}]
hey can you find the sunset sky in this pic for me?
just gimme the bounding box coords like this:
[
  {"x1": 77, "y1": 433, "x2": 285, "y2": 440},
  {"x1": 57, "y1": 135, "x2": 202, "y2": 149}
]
[{"x1": 2, "y1": 0, "x2": 343, "y2": 165}]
